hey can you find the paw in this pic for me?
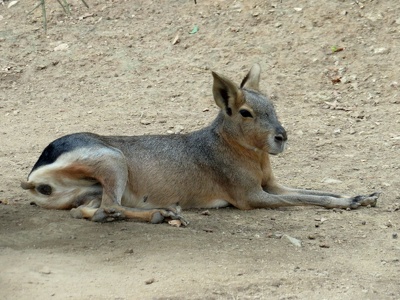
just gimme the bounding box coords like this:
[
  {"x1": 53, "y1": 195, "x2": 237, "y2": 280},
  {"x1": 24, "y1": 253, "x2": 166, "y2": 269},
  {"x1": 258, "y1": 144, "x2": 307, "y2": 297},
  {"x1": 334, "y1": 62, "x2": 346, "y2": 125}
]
[
  {"x1": 91, "y1": 208, "x2": 123, "y2": 222},
  {"x1": 70, "y1": 208, "x2": 84, "y2": 219},
  {"x1": 151, "y1": 207, "x2": 189, "y2": 226},
  {"x1": 350, "y1": 192, "x2": 380, "y2": 209}
]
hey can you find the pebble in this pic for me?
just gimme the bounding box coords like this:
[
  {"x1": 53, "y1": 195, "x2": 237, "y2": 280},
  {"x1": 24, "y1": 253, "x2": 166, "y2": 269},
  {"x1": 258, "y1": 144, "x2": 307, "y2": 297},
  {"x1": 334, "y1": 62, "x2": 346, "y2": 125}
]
[
  {"x1": 140, "y1": 119, "x2": 151, "y2": 125},
  {"x1": 322, "y1": 178, "x2": 342, "y2": 184},
  {"x1": 373, "y1": 47, "x2": 390, "y2": 55},
  {"x1": 333, "y1": 128, "x2": 341, "y2": 135},
  {"x1": 392, "y1": 233, "x2": 398, "y2": 239},
  {"x1": 364, "y1": 12, "x2": 383, "y2": 22},
  {"x1": 54, "y1": 43, "x2": 69, "y2": 51},
  {"x1": 283, "y1": 234, "x2": 302, "y2": 247},
  {"x1": 39, "y1": 266, "x2": 52, "y2": 275},
  {"x1": 124, "y1": 248, "x2": 134, "y2": 254},
  {"x1": 174, "y1": 125, "x2": 184, "y2": 134},
  {"x1": 145, "y1": 278, "x2": 155, "y2": 285}
]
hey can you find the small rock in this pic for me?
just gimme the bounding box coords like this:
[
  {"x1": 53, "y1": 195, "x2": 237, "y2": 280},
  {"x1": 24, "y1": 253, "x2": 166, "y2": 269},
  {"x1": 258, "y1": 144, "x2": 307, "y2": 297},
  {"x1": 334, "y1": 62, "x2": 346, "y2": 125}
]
[
  {"x1": 333, "y1": 128, "x2": 341, "y2": 135},
  {"x1": 145, "y1": 278, "x2": 155, "y2": 285},
  {"x1": 54, "y1": 43, "x2": 69, "y2": 51},
  {"x1": 293, "y1": 7, "x2": 303, "y2": 12},
  {"x1": 200, "y1": 210, "x2": 210, "y2": 216},
  {"x1": 341, "y1": 75, "x2": 357, "y2": 84},
  {"x1": 140, "y1": 119, "x2": 151, "y2": 125},
  {"x1": 0, "y1": 198, "x2": 10, "y2": 205},
  {"x1": 392, "y1": 233, "x2": 398, "y2": 239},
  {"x1": 124, "y1": 248, "x2": 134, "y2": 254},
  {"x1": 322, "y1": 178, "x2": 342, "y2": 184},
  {"x1": 274, "y1": 22, "x2": 282, "y2": 28},
  {"x1": 39, "y1": 266, "x2": 52, "y2": 275},
  {"x1": 319, "y1": 243, "x2": 330, "y2": 248},
  {"x1": 174, "y1": 125, "x2": 184, "y2": 134},
  {"x1": 373, "y1": 47, "x2": 390, "y2": 55},
  {"x1": 385, "y1": 221, "x2": 393, "y2": 228},
  {"x1": 364, "y1": 12, "x2": 383, "y2": 22},
  {"x1": 283, "y1": 234, "x2": 302, "y2": 247}
]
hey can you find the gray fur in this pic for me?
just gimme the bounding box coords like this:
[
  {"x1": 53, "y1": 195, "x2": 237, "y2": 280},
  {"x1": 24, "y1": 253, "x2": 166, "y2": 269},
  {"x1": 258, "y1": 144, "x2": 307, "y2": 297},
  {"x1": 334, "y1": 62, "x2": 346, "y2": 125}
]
[{"x1": 22, "y1": 64, "x2": 379, "y2": 224}]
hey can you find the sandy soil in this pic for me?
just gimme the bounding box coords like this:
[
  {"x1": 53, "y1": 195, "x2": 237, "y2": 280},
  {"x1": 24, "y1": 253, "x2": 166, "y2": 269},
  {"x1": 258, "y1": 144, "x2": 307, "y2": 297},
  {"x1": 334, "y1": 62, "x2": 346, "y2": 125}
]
[{"x1": 1, "y1": 0, "x2": 399, "y2": 299}]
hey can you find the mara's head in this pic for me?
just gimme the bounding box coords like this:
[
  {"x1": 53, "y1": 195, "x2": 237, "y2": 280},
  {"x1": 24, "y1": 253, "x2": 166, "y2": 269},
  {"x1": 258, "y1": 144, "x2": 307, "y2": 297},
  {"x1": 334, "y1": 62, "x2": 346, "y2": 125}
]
[{"x1": 212, "y1": 64, "x2": 287, "y2": 155}]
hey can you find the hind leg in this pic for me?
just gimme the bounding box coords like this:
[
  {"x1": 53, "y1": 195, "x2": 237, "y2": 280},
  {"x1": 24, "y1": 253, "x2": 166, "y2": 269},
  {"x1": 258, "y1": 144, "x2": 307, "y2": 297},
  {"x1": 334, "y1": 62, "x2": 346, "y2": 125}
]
[
  {"x1": 84, "y1": 149, "x2": 187, "y2": 225},
  {"x1": 73, "y1": 201, "x2": 187, "y2": 225}
]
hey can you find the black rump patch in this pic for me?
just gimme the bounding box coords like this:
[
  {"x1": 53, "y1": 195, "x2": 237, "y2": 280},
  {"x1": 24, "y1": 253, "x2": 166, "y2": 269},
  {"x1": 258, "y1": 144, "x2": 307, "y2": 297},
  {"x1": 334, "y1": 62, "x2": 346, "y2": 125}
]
[
  {"x1": 37, "y1": 184, "x2": 52, "y2": 196},
  {"x1": 30, "y1": 133, "x2": 103, "y2": 175}
]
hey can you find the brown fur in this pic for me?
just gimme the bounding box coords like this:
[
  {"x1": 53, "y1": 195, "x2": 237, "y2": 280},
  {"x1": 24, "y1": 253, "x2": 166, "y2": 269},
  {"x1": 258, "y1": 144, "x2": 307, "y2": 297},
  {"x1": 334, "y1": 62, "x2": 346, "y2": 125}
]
[{"x1": 22, "y1": 64, "x2": 380, "y2": 225}]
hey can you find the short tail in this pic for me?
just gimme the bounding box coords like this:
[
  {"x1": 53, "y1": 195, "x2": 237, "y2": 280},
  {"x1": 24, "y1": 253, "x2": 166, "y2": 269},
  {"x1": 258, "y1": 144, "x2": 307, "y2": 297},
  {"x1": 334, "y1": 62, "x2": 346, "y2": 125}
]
[{"x1": 21, "y1": 181, "x2": 35, "y2": 190}]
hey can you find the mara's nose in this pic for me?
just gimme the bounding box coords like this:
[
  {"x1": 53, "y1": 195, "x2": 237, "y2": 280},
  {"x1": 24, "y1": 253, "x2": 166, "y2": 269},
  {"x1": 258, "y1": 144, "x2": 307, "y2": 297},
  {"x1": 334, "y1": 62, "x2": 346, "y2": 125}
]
[{"x1": 274, "y1": 126, "x2": 287, "y2": 143}]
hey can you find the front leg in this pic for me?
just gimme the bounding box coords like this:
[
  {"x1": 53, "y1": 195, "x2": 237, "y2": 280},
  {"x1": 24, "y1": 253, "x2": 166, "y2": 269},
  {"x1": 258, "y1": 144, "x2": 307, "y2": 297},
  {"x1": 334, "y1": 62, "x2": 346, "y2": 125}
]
[{"x1": 246, "y1": 186, "x2": 380, "y2": 209}]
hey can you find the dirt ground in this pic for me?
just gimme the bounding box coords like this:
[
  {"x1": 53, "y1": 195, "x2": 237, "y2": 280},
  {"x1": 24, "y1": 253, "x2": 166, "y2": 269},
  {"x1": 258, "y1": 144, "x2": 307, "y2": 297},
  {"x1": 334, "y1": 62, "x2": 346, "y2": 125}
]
[{"x1": 1, "y1": 0, "x2": 399, "y2": 299}]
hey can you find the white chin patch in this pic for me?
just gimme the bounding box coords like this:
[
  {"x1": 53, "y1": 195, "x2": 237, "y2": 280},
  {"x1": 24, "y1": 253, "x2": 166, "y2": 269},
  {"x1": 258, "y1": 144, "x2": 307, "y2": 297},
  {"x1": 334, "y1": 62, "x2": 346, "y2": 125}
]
[{"x1": 268, "y1": 141, "x2": 286, "y2": 155}]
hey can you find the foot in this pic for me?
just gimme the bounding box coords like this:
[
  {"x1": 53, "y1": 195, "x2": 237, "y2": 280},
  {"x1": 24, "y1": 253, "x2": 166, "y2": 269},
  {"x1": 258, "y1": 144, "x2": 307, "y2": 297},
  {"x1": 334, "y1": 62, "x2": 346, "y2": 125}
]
[
  {"x1": 150, "y1": 205, "x2": 189, "y2": 226},
  {"x1": 350, "y1": 192, "x2": 380, "y2": 209}
]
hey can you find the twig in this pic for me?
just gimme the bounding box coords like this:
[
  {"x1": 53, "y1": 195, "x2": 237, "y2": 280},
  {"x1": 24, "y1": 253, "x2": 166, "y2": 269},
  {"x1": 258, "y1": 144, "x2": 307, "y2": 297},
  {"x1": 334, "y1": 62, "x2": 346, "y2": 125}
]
[
  {"x1": 27, "y1": 0, "x2": 90, "y2": 33},
  {"x1": 40, "y1": 0, "x2": 47, "y2": 33}
]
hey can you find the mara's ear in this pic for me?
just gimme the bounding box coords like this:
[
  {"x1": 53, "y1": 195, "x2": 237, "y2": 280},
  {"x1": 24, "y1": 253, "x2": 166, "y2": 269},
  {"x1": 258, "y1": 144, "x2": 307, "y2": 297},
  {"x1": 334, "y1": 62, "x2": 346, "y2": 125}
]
[
  {"x1": 240, "y1": 63, "x2": 261, "y2": 90},
  {"x1": 212, "y1": 71, "x2": 243, "y2": 116}
]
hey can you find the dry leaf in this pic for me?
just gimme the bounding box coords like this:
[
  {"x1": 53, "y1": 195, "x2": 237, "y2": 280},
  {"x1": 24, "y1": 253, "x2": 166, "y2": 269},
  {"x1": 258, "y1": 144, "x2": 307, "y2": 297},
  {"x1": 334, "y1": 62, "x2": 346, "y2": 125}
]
[
  {"x1": 54, "y1": 43, "x2": 69, "y2": 52},
  {"x1": 8, "y1": 1, "x2": 19, "y2": 8},
  {"x1": 172, "y1": 34, "x2": 180, "y2": 45},
  {"x1": 168, "y1": 220, "x2": 182, "y2": 227},
  {"x1": 0, "y1": 199, "x2": 9, "y2": 205}
]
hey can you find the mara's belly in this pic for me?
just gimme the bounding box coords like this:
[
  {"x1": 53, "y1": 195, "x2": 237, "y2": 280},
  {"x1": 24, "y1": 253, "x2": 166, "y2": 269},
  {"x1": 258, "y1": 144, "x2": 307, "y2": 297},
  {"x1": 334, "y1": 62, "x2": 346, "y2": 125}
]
[{"x1": 121, "y1": 188, "x2": 230, "y2": 209}]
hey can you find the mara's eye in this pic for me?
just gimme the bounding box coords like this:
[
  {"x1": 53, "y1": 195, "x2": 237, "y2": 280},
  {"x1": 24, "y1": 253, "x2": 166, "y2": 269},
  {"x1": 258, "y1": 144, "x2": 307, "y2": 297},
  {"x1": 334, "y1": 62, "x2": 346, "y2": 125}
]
[{"x1": 239, "y1": 109, "x2": 253, "y2": 118}]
